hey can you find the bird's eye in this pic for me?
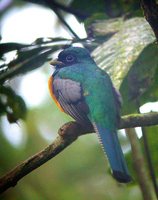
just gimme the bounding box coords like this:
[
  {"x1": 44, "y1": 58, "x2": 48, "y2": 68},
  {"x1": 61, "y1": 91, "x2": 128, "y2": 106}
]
[{"x1": 65, "y1": 55, "x2": 75, "y2": 63}]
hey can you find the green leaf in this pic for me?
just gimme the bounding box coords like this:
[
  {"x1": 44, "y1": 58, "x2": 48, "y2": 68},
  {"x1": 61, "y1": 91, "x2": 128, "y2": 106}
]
[
  {"x1": 0, "y1": 37, "x2": 72, "y2": 83},
  {"x1": 120, "y1": 43, "x2": 158, "y2": 114},
  {"x1": 0, "y1": 48, "x2": 55, "y2": 83},
  {"x1": 71, "y1": 0, "x2": 106, "y2": 17},
  {"x1": 86, "y1": 17, "x2": 124, "y2": 37},
  {"x1": 71, "y1": 0, "x2": 140, "y2": 19},
  {"x1": 32, "y1": 37, "x2": 71, "y2": 44},
  {"x1": 0, "y1": 38, "x2": 70, "y2": 59},
  {"x1": 0, "y1": 100, "x2": 6, "y2": 115},
  {"x1": 8, "y1": 46, "x2": 52, "y2": 67},
  {"x1": 0, "y1": 42, "x2": 29, "y2": 57},
  {"x1": 92, "y1": 17, "x2": 156, "y2": 114},
  {"x1": 0, "y1": 86, "x2": 27, "y2": 122}
]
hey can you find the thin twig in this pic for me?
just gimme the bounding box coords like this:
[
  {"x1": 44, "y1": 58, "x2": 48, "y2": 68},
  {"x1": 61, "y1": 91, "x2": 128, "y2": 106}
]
[
  {"x1": 50, "y1": 1, "x2": 89, "y2": 20},
  {"x1": 45, "y1": 0, "x2": 80, "y2": 39},
  {"x1": 0, "y1": 112, "x2": 158, "y2": 193}
]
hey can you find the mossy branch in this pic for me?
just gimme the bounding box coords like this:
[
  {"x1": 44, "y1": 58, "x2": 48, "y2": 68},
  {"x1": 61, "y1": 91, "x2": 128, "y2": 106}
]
[{"x1": 0, "y1": 112, "x2": 158, "y2": 194}]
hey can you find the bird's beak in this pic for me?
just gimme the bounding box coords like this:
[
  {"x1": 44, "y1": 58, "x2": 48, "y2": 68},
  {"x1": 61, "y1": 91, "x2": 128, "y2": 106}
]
[{"x1": 50, "y1": 59, "x2": 64, "y2": 67}]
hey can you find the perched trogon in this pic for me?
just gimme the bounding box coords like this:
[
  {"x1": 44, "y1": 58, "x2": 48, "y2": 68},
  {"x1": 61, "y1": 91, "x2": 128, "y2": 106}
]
[{"x1": 48, "y1": 47, "x2": 131, "y2": 183}]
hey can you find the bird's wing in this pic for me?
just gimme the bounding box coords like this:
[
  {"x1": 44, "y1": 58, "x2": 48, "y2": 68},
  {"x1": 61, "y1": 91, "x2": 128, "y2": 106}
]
[
  {"x1": 101, "y1": 69, "x2": 122, "y2": 124},
  {"x1": 112, "y1": 85, "x2": 122, "y2": 125},
  {"x1": 48, "y1": 76, "x2": 91, "y2": 125},
  {"x1": 112, "y1": 85, "x2": 122, "y2": 109}
]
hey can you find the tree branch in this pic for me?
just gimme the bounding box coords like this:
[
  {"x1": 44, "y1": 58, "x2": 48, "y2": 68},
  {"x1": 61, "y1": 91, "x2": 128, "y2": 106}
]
[{"x1": 0, "y1": 112, "x2": 158, "y2": 194}]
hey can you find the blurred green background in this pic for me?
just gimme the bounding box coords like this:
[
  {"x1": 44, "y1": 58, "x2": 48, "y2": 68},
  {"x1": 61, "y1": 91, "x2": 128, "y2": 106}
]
[{"x1": 0, "y1": 0, "x2": 158, "y2": 199}]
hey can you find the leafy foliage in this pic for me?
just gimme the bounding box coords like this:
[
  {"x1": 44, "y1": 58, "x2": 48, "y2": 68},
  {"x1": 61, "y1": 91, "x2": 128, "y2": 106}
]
[
  {"x1": 121, "y1": 43, "x2": 158, "y2": 114},
  {"x1": 0, "y1": 86, "x2": 26, "y2": 123},
  {"x1": 0, "y1": 37, "x2": 72, "y2": 121},
  {"x1": 71, "y1": 0, "x2": 140, "y2": 18},
  {"x1": 0, "y1": 38, "x2": 72, "y2": 83}
]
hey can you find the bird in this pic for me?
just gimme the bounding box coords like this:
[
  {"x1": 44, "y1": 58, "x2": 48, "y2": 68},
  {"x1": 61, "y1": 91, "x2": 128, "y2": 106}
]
[{"x1": 48, "y1": 46, "x2": 131, "y2": 183}]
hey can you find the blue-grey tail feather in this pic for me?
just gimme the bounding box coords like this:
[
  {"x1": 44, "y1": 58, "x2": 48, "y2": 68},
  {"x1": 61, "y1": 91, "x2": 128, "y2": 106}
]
[{"x1": 94, "y1": 124, "x2": 131, "y2": 183}]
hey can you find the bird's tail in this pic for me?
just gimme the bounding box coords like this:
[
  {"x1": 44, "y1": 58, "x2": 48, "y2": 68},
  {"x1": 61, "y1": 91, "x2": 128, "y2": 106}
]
[{"x1": 93, "y1": 123, "x2": 131, "y2": 183}]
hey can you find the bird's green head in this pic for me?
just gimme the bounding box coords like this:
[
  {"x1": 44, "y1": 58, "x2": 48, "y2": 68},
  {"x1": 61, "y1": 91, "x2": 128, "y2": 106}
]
[{"x1": 50, "y1": 47, "x2": 95, "y2": 68}]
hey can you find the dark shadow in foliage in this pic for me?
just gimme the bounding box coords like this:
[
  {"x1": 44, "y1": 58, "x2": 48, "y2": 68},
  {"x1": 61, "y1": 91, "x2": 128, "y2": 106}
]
[{"x1": 120, "y1": 43, "x2": 158, "y2": 114}]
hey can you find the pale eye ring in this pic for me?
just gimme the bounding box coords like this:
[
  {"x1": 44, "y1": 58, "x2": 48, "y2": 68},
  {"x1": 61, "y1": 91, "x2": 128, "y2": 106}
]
[{"x1": 66, "y1": 55, "x2": 75, "y2": 62}]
